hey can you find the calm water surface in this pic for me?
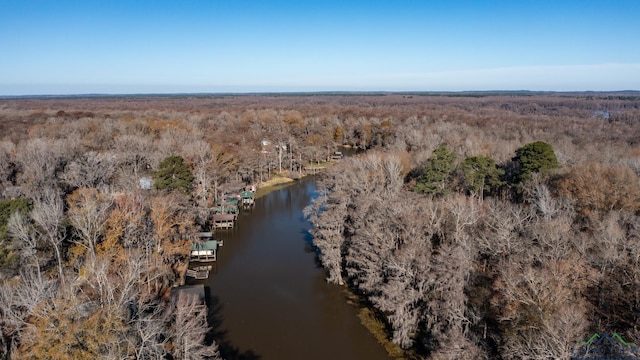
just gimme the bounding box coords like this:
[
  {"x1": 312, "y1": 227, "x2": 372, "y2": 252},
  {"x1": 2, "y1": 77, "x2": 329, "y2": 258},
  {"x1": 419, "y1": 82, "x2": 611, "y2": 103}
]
[{"x1": 204, "y1": 178, "x2": 390, "y2": 360}]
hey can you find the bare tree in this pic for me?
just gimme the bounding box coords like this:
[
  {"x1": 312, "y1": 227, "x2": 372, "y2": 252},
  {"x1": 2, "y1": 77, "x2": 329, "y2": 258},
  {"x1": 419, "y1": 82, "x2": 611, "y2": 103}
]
[
  {"x1": 67, "y1": 188, "x2": 113, "y2": 264},
  {"x1": 0, "y1": 140, "x2": 16, "y2": 188},
  {"x1": 369, "y1": 207, "x2": 433, "y2": 348},
  {"x1": 61, "y1": 151, "x2": 115, "y2": 190},
  {"x1": 493, "y1": 258, "x2": 594, "y2": 360},
  {"x1": 168, "y1": 292, "x2": 221, "y2": 360},
  {"x1": 30, "y1": 189, "x2": 66, "y2": 282},
  {"x1": 531, "y1": 183, "x2": 563, "y2": 220},
  {"x1": 183, "y1": 139, "x2": 214, "y2": 208},
  {"x1": 477, "y1": 199, "x2": 532, "y2": 258},
  {"x1": 529, "y1": 212, "x2": 575, "y2": 261},
  {"x1": 423, "y1": 244, "x2": 483, "y2": 359},
  {"x1": 442, "y1": 194, "x2": 481, "y2": 251},
  {"x1": 0, "y1": 267, "x2": 56, "y2": 359},
  {"x1": 306, "y1": 153, "x2": 405, "y2": 285},
  {"x1": 8, "y1": 212, "x2": 41, "y2": 281},
  {"x1": 15, "y1": 138, "x2": 62, "y2": 197},
  {"x1": 306, "y1": 190, "x2": 348, "y2": 285},
  {"x1": 111, "y1": 134, "x2": 155, "y2": 189},
  {"x1": 128, "y1": 300, "x2": 169, "y2": 359}
]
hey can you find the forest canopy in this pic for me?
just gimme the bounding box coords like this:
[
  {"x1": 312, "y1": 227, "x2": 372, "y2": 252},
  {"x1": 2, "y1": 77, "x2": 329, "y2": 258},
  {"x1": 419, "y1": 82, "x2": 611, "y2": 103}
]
[{"x1": 1, "y1": 92, "x2": 640, "y2": 359}]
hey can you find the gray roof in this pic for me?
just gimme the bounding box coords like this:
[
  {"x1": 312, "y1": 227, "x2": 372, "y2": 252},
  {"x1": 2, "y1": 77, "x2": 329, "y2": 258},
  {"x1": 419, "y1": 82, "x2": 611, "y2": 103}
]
[{"x1": 171, "y1": 284, "x2": 206, "y2": 302}]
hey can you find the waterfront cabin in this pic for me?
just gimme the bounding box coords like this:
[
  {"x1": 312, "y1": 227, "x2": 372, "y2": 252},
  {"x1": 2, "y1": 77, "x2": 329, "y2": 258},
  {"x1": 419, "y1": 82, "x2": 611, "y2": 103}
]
[
  {"x1": 241, "y1": 190, "x2": 255, "y2": 207},
  {"x1": 213, "y1": 213, "x2": 235, "y2": 229},
  {"x1": 190, "y1": 239, "x2": 218, "y2": 262},
  {"x1": 215, "y1": 196, "x2": 240, "y2": 219},
  {"x1": 171, "y1": 284, "x2": 206, "y2": 305}
]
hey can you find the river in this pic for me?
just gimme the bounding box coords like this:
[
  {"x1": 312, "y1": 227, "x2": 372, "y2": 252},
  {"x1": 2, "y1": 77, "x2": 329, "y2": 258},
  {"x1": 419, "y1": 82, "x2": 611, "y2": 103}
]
[{"x1": 202, "y1": 177, "x2": 391, "y2": 360}]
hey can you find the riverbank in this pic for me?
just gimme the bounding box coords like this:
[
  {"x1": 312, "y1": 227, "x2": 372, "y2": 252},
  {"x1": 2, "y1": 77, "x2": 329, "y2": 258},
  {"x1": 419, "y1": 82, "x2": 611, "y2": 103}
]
[
  {"x1": 344, "y1": 289, "x2": 416, "y2": 360},
  {"x1": 254, "y1": 173, "x2": 410, "y2": 360},
  {"x1": 206, "y1": 177, "x2": 391, "y2": 360},
  {"x1": 252, "y1": 166, "x2": 410, "y2": 359},
  {"x1": 255, "y1": 175, "x2": 297, "y2": 199},
  {"x1": 254, "y1": 164, "x2": 332, "y2": 199}
]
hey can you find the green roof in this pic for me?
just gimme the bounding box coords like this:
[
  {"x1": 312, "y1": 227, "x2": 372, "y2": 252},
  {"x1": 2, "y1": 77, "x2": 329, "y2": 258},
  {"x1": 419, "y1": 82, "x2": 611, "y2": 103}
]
[
  {"x1": 241, "y1": 191, "x2": 254, "y2": 198},
  {"x1": 217, "y1": 197, "x2": 240, "y2": 206},
  {"x1": 215, "y1": 205, "x2": 238, "y2": 214},
  {"x1": 191, "y1": 240, "x2": 218, "y2": 251}
]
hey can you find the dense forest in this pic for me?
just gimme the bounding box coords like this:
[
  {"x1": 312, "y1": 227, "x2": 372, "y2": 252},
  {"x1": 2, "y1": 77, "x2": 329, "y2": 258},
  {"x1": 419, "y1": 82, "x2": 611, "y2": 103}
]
[{"x1": 0, "y1": 93, "x2": 639, "y2": 359}]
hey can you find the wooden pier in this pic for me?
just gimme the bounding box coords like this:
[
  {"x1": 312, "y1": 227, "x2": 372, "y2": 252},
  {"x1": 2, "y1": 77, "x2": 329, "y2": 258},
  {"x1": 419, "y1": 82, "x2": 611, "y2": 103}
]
[{"x1": 186, "y1": 265, "x2": 213, "y2": 279}]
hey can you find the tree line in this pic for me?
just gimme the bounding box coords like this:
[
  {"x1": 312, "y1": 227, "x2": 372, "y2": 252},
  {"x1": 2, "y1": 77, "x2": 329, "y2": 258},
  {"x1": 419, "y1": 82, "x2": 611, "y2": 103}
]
[
  {"x1": 0, "y1": 93, "x2": 639, "y2": 359},
  {"x1": 305, "y1": 95, "x2": 640, "y2": 358}
]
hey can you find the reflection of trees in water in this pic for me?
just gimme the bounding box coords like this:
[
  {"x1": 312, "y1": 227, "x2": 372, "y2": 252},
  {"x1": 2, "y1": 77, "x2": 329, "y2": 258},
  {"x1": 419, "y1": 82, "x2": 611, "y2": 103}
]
[{"x1": 204, "y1": 287, "x2": 261, "y2": 360}]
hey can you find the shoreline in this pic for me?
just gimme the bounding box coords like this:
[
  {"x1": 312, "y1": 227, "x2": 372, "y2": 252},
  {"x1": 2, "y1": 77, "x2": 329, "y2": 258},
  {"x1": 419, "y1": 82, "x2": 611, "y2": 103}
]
[
  {"x1": 255, "y1": 175, "x2": 297, "y2": 198},
  {"x1": 254, "y1": 170, "x2": 411, "y2": 359},
  {"x1": 253, "y1": 166, "x2": 331, "y2": 199},
  {"x1": 219, "y1": 164, "x2": 410, "y2": 358},
  {"x1": 343, "y1": 289, "x2": 414, "y2": 359}
]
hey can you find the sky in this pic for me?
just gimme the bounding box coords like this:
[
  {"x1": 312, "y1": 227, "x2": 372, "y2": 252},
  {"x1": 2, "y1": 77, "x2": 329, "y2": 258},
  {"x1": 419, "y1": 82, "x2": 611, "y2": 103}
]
[{"x1": 1, "y1": 0, "x2": 639, "y2": 95}]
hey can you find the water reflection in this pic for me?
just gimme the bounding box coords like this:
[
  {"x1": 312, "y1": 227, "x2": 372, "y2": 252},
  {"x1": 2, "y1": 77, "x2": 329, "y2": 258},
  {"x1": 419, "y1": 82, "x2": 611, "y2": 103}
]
[{"x1": 200, "y1": 178, "x2": 390, "y2": 360}]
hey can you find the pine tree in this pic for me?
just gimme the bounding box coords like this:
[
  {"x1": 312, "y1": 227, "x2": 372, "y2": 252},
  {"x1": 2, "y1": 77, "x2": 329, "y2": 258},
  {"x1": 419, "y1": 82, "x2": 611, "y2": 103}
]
[
  {"x1": 152, "y1": 156, "x2": 195, "y2": 195},
  {"x1": 512, "y1": 141, "x2": 560, "y2": 183},
  {"x1": 460, "y1": 155, "x2": 504, "y2": 199},
  {"x1": 414, "y1": 146, "x2": 456, "y2": 195}
]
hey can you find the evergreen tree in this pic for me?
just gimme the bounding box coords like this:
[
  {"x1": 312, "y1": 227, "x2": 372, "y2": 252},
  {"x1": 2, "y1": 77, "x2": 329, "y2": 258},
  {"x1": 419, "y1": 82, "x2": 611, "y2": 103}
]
[
  {"x1": 414, "y1": 146, "x2": 456, "y2": 195},
  {"x1": 512, "y1": 141, "x2": 560, "y2": 183},
  {"x1": 0, "y1": 198, "x2": 30, "y2": 267},
  {"x1": 460, "y1": 155, "x2": 504, "y2": 199},
  {"x1": 151, "y1": 156, "x2": 195, "y2": 195},
  {"x1": 0, "y1": 198, "x2": 30, "y2": 242}
]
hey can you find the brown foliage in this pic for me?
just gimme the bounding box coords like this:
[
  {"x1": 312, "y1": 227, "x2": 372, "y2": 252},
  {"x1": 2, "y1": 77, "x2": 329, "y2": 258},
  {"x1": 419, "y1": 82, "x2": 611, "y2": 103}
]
[
  {"x1": 492, "y1": 257, "x2": 596, "y2": 359},
  {"x1": 552, "y1": 162, "x2": 640, "y2": 218},
  {"x1": 2, "y1": 93, "x2": 640, "y2": 359}
]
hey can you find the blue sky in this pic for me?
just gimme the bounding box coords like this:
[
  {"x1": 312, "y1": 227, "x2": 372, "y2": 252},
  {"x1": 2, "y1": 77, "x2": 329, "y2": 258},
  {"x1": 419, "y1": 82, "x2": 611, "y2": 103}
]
[{"x1": 1, "y1": 0, "x2": 639, "y2": 95}]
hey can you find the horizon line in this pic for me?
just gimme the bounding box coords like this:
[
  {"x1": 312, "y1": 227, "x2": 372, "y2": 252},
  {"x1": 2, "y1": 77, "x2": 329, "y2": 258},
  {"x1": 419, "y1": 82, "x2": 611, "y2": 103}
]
[{"x1": 2, "y1": 89, "x2": 639, "y2": 99}]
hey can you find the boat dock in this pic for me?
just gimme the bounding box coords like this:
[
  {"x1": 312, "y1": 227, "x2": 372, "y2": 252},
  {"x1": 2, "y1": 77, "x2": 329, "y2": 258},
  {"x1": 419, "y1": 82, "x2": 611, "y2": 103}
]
[
  {"x1": 184, "y1": 185, "x2": 259, "y2": 282},
  {"x1": 213, "y1": 213, "x2": 235, "y2": 229},
  {"x1": 186, "y1": 265, "x2": 213, "y2": 279},
  {"x1": 241, "y1": 190, "x2": 255, "y2": 207},
  {"x1": 190, "y1": 239, "x2": 219, "y2": 262}
]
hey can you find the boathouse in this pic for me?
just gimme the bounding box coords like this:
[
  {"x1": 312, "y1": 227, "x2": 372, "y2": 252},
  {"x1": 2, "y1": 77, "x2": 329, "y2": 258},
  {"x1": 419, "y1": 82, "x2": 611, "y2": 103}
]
[
  {"x1": 213, "y1": 213, "x2": 235, "y2": 229},
  {"x1": 215, "y1": 196, "x2": 239, "y2": 219},
  {"x1": 190, "y1": 239, "x2": 218, "y2": 262},
  {"x1": 241, "y1": 190, "x2": 255, "y2": 206},
  {"x1": 171, "y1": 284, "x2": 206, "y2": 303}
]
